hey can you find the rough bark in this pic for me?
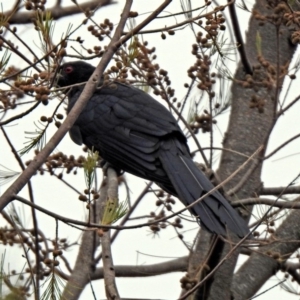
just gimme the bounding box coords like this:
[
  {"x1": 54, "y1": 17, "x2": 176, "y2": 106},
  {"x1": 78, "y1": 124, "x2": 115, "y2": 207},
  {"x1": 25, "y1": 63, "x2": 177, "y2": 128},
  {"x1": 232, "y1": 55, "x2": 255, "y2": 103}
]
[{"x1": 191, "y1": 2, "x2": 297, "y2": 299}]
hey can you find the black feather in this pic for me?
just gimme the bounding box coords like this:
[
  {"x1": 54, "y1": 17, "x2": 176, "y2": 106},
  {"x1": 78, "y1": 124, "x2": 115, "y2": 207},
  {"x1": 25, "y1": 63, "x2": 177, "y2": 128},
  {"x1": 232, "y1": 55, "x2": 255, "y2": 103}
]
[{"x1": 56, "y1": 61, "x2": 249, "y2": 237}]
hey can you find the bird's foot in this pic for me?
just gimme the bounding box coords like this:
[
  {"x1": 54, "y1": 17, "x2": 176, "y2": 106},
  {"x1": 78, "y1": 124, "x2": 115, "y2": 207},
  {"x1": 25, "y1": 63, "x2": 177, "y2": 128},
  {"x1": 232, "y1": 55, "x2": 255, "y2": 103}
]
[{"x1": 100, "y1": 160, "x2": 124, "y2": 176}]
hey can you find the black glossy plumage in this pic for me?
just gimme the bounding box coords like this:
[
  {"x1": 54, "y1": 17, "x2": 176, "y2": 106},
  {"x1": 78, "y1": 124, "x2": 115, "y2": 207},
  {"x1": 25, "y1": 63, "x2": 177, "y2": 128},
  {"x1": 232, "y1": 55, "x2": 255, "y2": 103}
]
[{"x1": 57, "y1": 61, "x2": 249, "y2": 237}]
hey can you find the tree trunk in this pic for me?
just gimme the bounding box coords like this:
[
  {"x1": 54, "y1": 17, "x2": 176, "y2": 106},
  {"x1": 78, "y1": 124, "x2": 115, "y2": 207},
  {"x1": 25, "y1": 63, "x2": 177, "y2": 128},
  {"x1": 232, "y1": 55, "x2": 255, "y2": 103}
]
[{"x1": 191, "y1": 2, "x2": 297, "y2": 299}]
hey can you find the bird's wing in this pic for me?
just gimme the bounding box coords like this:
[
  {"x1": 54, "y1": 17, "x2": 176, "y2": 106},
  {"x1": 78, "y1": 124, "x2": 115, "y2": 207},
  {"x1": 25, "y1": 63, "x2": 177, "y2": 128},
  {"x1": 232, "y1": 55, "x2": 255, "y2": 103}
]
[
  {"x1": 69, "y1": 83, "x2": 187, "y2": 185},
  {"x1": 159, "y1": 139, "x2": 249, "y2": 237},
  {"x1": 69, "y1": 125, "x2": 83, "y2": 145},
  {"x1": 68, "y1": 82, "x2": 249, "y2": 237}
]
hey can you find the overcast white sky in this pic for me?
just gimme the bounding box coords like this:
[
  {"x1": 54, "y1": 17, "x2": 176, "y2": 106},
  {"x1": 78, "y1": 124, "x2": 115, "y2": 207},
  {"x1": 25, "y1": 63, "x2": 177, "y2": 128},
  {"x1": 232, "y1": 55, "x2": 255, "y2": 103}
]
[{"x1": 1, "y1": 0, "x2": 300, "y2": 299}]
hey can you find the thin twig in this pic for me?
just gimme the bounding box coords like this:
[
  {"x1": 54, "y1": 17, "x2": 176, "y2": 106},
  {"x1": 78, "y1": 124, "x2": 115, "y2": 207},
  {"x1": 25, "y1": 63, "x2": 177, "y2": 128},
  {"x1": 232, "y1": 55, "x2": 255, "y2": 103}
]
[
  {"x1": 6, "y1": 26, "x2": 44, "y2": 68},
  {"x1": 156, "y1": 5, "x2": 206, "y2": 19},
  {"x1": 13, "y1": 146, "x2": 263, "y2": 231},
  {"x1": 1, "y1": 127, "x2": 40, "y2": 299},
  {"x1": 161, "y1": 89, "x2": 209, "y2": 166},
  {"x1": 228, "y1": 0, "x2": 252, "y2": 74},
  {"x1": 122, "y1": 1, "x2": 235, "y2": 35},
  {"x1": 264, "y1": 132, "x2": 300, "y2": 160},
  {"x1": 0, "y1": 101, "x2": 40, "y2": 126},
  {"x1": 261, "y1": 185, "x2": 300, "y2": 195},
  {"x1": 179, "y1": 227, "x2": 252, "y2": 299},
  {"x1": 277, "y1": 94, "x2": 300, "y2": 117},
  {"x1": 232, "y1": 196, "x2": 300, "y2": 209},
  {"x1": 7, "y1": 0, "x2": 115, "y2": 24},
  {"x1": 0, "y1": 35, "x2": 41, "y2": 73}
]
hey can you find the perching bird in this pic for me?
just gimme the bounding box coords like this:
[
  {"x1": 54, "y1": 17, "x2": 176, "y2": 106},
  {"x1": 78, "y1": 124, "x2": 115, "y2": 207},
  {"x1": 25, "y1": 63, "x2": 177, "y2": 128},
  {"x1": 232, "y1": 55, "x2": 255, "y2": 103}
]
[{"x1": 56, "y1": 61, "x2": 249, "y2": 237}]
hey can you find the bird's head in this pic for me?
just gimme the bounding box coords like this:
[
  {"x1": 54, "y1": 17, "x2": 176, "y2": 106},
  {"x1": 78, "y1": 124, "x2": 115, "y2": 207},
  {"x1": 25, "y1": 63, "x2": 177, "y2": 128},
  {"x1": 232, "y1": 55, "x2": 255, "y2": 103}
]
[{"x1": 56, "y1": 61, "x2": 96, "y2": 88}]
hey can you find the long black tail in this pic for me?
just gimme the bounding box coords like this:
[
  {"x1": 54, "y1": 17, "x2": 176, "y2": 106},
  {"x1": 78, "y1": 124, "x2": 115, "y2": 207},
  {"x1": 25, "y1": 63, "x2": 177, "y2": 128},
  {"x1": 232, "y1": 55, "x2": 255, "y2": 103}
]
[{"x1": 159, "y1": 141, "x2": 249, "y2": 237}]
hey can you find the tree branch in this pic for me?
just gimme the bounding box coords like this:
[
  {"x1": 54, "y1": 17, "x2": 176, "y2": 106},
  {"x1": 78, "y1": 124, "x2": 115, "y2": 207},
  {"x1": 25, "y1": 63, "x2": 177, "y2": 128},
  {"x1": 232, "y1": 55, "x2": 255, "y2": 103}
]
[
  {"x1": 60, "y1": 187, "x2": 102, "y2": 300},
  {"x1": 232, "y1": 196, "x2": 300, "y2": 209},
  {"x1": 100, "y1": 167, "x2": 121, "y2": 300},
  {"x1": 261, "y1": 185, "x2": 300, "y2": 195},
  {"x1": 228, "y1": 0, "x2": 252, "y2": 74},
  {"x1": 231, "y1": 209, "x2": 300, "y2": 298},
  {"x1": 264, "y1": 132, "x2": 300, "y2": 160},
  {"x1": 91, "y1": 256, "x2": 188, "y2": 279},
  {"x1": 6, "y1": 0, "x2": 115, "y2": 24}
]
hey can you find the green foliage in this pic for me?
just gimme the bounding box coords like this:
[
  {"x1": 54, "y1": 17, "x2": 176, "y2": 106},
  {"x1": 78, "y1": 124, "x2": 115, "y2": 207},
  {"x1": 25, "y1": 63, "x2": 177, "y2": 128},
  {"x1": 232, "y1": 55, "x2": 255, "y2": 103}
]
[
  {"x1": 40, "y1": 272, "x2": 65, "y2": 300},
  {"x1": 0, "y1": 4, "x2": 11, "y2": 29},
  {"x1": 0, "y1": 252, "x2": 26, "y2": 300},
  {"x1": 83, "y1": 149, "x2": 99, "y2": 191},
  {"x1": 35, "y1": 11, "x2": 55, "y2": 54},
  {"x1": 101, "y1": 197, "x2": 128, "y2": 225},
  {"x1": 127, "y1": 36, "x2": 140, "y2": 66},
  {"x1": 236, "y1": 0, "x2": 251, "y2": 12},
  {"x1": 124, "y1": 21, "x2": 151, "y2": 94},
  {"x1": 186, "y1": 99, "x2": 197, "y2": 124},
  {"x1": 19, "y1": 121, "x2": 47, "y2": 156},
  {"x1": 0, "y1": 165, "x2": 19, "y2": 186},
  {"x1": 0, "y1": 50, "x2": 11, "y2": 76}
]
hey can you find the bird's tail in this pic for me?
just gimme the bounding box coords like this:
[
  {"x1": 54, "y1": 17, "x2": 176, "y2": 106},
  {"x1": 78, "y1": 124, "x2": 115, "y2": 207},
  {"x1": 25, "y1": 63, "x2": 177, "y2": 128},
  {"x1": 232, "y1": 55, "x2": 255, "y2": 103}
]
[{"x1": 159, "y1": 141, "x2": 249, "y2": 237}]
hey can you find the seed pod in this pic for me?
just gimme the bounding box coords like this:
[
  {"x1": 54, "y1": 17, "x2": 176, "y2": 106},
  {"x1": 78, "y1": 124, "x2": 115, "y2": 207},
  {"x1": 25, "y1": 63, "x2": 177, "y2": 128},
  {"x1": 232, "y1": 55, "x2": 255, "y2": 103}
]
[{"x1": 78, "y1": 194, "x2": 87, "y2": 201}]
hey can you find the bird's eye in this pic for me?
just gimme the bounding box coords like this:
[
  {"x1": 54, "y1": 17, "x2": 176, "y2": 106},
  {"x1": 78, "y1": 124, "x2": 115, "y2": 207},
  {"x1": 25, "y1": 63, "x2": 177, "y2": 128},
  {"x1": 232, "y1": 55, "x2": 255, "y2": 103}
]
[{"x1": 64, "y1": 66, "x2": 73, "y2": 74}]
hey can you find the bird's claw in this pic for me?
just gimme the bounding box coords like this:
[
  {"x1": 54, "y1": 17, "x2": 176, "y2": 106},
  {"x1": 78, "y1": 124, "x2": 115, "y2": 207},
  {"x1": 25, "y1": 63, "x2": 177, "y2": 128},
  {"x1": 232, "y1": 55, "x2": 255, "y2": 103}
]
[{"x1": 100, "y1": 160, "x2": 124, "y2": 176}]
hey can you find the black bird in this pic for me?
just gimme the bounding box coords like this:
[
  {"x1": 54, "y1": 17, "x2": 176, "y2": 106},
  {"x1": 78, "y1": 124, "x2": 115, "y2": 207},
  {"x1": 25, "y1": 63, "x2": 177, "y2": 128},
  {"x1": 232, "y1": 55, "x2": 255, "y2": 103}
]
[{"x1": 57, "y1": 61, "x2": 249, "y2": 237}]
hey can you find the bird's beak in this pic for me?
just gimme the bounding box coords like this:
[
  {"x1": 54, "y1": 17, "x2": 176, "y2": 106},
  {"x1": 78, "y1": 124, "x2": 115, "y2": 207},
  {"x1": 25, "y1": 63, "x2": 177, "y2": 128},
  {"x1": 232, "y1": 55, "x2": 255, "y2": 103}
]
[
  {"x1": 50, "y1": 71, "x2": 61, "y2": 81},
  {"x1": 50, "y1": 70, "x2": 63, "y2": 87}
]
